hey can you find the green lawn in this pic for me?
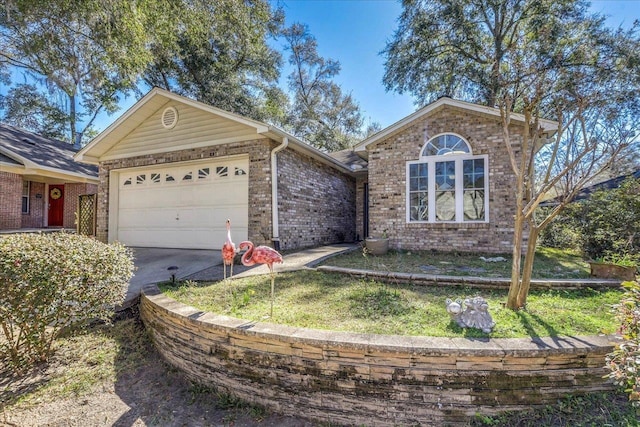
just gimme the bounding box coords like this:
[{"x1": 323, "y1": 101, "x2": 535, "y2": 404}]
[
  {"x1": 160, "y1": 270, "x2": 620, "y2": 338},
  {"x1": 319, "y1": 247, "x2": 590, "y2": 278}
]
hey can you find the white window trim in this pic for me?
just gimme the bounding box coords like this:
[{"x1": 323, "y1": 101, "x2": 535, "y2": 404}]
[{"x1": 406, "y1": 152, "x2": 489, "y2": 224}]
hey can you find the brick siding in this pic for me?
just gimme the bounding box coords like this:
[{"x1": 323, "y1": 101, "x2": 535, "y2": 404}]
[
  {"x1": 355, "y1": 175, "x2": 367, "y2": 240},
  {"x1": 96, "y1": 140, "x2": 354, "y2": 250},
  {"x1": 21, "y1": 181, "x2": 45, "y2": 228},
  {"x1": 365, "y1": 105, "x2": 526, "y2": 254},
  {"x1": 3, "y1": 177, "x2": 97, "y2": 230},
  {"x1": 0, "y1": 172, "x2": 22, "y2": 229},
  {"x1": 62, "y1": 183, "x2": 97, "y2": 229},
  {"x1": 277, "y1": 149, "x2": 356, "y2": 249}
]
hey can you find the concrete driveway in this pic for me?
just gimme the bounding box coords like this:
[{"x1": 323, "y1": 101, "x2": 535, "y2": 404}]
[
  {"x1": 121, "y1": 243, "x2": 357, "y2": 310},
  {"x1": 124, "y1": 247, "x2": 221, "y2": 307}
]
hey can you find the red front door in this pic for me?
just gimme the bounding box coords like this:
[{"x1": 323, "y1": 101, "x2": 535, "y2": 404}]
[{"x1": 48, "y1": 185, "x2": 64, "y2": 227}]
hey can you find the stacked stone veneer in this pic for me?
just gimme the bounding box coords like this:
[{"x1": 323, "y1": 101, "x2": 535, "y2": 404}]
[
  {"x1": 365, "y1": 105, "x2": 527, "y2": 253},
  {"x1": 97, "y1": 139, "x2": 355, "y2": 249},
  {"x1": 141, "y1": 285, "x2": 616, "y2": 426}
]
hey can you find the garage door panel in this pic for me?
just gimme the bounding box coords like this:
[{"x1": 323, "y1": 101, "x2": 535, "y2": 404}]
[
  {"x1": 117, "y1": 209, "x2": 169, "y2": 228},
  {"x1": 115, "y1": 158, "x2": 249, "y2": 249}
]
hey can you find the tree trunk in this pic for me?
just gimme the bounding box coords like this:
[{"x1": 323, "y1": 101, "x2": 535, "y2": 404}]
[
  {"x1": 69, "y1": 93, "x2": 77, "y2": 145},
  {"x1": 517, "y1": 223, "x2": 539, "y2": 308},
  {"x1": 506, "y1": 211, "x2": 525, "y2": 309}
]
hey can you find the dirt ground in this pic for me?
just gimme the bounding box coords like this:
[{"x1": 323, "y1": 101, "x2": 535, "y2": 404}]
[
  {"x1": 0, "y1": 315, "x2": 318, "y2": 427},
  {"x1": 2, "y1": 362, "x2": 316, "y2": 427}
]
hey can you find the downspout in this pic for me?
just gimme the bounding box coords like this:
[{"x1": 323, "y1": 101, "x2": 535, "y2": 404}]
[{"x1": 270, "y1": 137, "x2": 288, "y2": 250}]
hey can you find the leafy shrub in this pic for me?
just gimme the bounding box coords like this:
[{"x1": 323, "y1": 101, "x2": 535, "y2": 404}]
[
  {"x1": 573, "y1": 177, "x2": 640, "y2": 260},
  {"x1": 539, "y1": 205, "x2": 581, "y2": 249},
  {"x1": 606, "y1": 280, "x2": 640, "y2": 406},
  {"x1": 0, "y1": 232, "x2": 134, "y2": 370}
]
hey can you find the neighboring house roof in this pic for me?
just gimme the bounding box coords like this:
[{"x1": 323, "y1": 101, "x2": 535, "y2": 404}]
[
  {"x1": 0, "y1": 123, "x2": 98, "y2": 182},
  {"x1": 574, "y1": 169, "x2": 640, "y2": 201},
  {"x1": 540, "y1": 169, "x2": 640, "y2": 207},
  {"x1": 75, "y1": 87, "x2": 355, "y2": 175},
  {"x1": 354, "y1": 97, "x2": 559, "y2": 155}
]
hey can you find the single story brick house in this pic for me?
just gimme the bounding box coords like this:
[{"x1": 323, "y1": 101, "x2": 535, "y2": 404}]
[
  {"x1": 0, "y1": 124, "x2": 98, "y2": 231},
  {"x1": 350, "y1": 97, "x2": 557, "y2": 254},
  {"x1": 74, "y1": 88, "x2": 356, "y2": 250}
]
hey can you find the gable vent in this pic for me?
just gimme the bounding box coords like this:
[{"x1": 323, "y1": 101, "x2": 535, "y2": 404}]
[{"x1": 161, "y1": 106, "x2": 178, "y2": 129}]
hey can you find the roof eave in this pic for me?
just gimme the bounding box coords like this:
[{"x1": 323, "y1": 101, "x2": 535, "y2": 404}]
[
  {"x1": 75, "y1": 87, "x2": 271, "y2": 163},
  {"x1": 354, "y1": 98, "x2": 559, "y2": 152},
  {"x1": 265, "y1": 126, "x2": 355, "y2": 175}
]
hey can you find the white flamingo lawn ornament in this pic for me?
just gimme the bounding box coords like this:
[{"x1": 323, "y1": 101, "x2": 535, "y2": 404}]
[
  {"x1": 238, "y1": 241, "x2": 283, "y2": 317},
  {"x1": 221, "y1": 219, "x2": 237, "y2": 279}
]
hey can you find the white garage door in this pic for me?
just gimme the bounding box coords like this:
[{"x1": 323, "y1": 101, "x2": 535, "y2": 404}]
[{"x1": 115, "y1": 157, "x2": 249, "y2": 249}]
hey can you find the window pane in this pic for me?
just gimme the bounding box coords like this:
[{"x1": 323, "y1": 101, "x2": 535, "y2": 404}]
[
  {"x1": 418, "y1": 177, "x2": 428, "y2": 191},
  {"x1": 435, "y1": 161, "x2": 455, "y2": 190},
  {"x1": 464, "y1": 190, "x2": 485, "y2": 221},
  {"x1": 216, "y1": 166, "x2": 228, "y2": 177},
  {"x1": 436, "y1": 191, "x2": 455, "y2": 221},
  {"x1": 22, "y1": 181, "x2": 30, "y2": 214},
  {"x1": 422, "y1": 134, "x2": 470, "y2": 157},
  {"x1": 410, "y1": 177, "x2": 418, "y2": 191},
  {"x1": 463, "y1": 159, "x2": 484, "y2": 189},
  {"x1": 198, "y1": 168, "x2": 210, "y2": 179},
  {"x1": 409, "y1": 156, "x2": 487, "y2": 223},
  {"x1": 410, "y1": 192, "x2": 428, "y2": 221},
  {"x1": 409, "y1": 163, "x2": 428, "y2": 221}
]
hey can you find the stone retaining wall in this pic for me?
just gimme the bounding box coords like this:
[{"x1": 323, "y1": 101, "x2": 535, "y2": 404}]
[
  {"x1": 140, "y1": 284, "x2": 617, "y2": 426},
  {"x1": 316, "y1": 266, "x2": 623, "y2": 290}
]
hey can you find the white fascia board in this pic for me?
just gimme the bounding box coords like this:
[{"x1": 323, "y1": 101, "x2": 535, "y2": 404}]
[
  {"x1": 0, "y1": 147, "x2": 35, "y2": 169},
  {"x1": 22, "y1": 166, "x2": 98, "y2": 183},
  {"x1": 74, "y1": 154, "x2": 100, "y2": 165},
  {"x1": 0, "y1": 163, "x2": 24, "y2": 174}
]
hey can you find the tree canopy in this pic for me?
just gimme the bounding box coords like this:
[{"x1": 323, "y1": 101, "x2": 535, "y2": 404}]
[
  {"x1": 142, "y1": 0, "x2": 286, "y2": 123},
  {"x1": 384, "y1": 0, "x2": 640, "y2": 112},
  {"x1": 0, "y1": 0, "x2": 159, "y2": 144},
  {"x1": 282, "y1": 23, "x2": 364, "y2": 151}
]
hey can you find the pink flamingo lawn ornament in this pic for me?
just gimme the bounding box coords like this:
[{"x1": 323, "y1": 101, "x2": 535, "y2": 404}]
[
  {"x1": 221, "y1": 219, "x2": 237, "y2": 280},
  {"x1": 238, "y1": 240, "x2": 283, "y2": 317}
]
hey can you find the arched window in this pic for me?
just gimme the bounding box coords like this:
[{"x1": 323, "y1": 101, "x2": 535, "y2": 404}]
[
  {"x1": 407, "y1": 133, "x2": 488, "y2": 223},
  {"x1": 421, "y1": 134, "x2": 470, "y2": 157}
]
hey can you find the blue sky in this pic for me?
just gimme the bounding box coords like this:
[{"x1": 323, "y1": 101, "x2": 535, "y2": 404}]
[
  {"x1": 272, "y1": 0, "x2": 640, "y2": 129},
  {"x1": 91, "y1": 0, "x2": 640, "y2": 131}
]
